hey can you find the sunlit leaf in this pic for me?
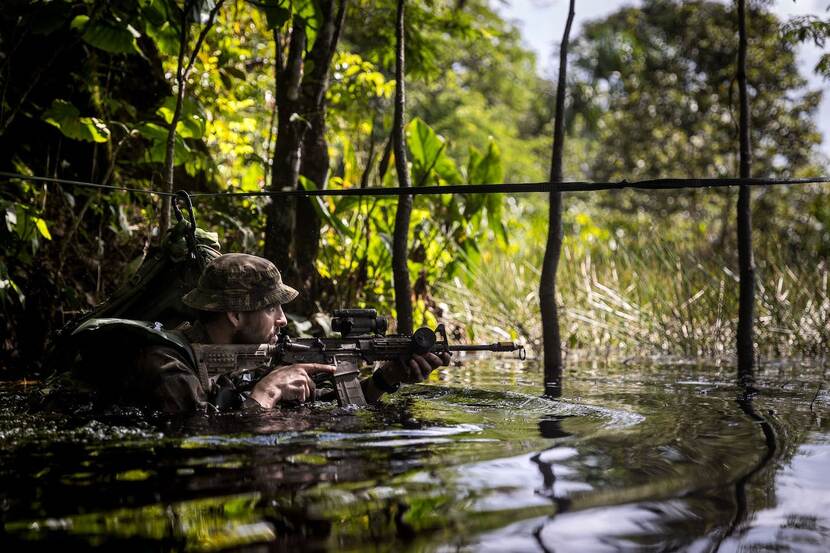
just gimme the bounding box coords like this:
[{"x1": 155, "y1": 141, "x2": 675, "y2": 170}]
[
  {"x1": 33, "y1": 218, "x2": 52, "y2": 240},
  {"x1": 42, "y1": 100, "x2": 111, "y2": 143},
  {"x1": 70, "y1": 15, "x2": 90, "y2": 31}
]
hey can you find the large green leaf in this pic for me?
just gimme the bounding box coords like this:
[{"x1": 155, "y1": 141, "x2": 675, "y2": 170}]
[
  {"x1": 42, "y1": 100, "x2": 111, "y2": 143},
  {"x1": 406, "y1": 118, "x2": 461, "y2": 186},
  {"x1": 476, "y1": 141, "x2": 507, "y2": 244},
  {"x1": 77, "y1": 16, "x2": 142, "y2": 55},
  {"x1": 468, "y1": 139, "x2": 503, "y2": 185},
  {"x1": 407, "y1": 118, "x2": 442, "y2": 168}
]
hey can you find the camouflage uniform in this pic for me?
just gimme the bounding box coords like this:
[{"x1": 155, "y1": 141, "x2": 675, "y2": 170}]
[{"x1": 134, "y1": 254, "x2": 298, "y2": 413}]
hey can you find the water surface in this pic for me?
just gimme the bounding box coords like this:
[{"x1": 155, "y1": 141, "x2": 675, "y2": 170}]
[{"x1": 1, "y1": 359, "x2": 827, "y2": 551}]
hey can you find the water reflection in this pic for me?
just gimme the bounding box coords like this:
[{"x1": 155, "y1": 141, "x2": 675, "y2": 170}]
[{"x1": 0, "y1": 360, "x2": 827, "y2": 551}]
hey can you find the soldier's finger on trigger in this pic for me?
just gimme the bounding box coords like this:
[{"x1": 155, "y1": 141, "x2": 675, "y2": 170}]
[{"x1": 414, "y1": 354, "x2": 432, "y2": 376}]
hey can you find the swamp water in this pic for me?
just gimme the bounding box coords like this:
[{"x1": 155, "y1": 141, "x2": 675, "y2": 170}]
[{"x1": 0, "y1": 360, "x2": 827, "y2": 552}]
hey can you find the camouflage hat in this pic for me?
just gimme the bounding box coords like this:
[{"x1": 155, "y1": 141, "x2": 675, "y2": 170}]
[{"x1": 182, "y1": 253, "x2": 298, "y2": 312}]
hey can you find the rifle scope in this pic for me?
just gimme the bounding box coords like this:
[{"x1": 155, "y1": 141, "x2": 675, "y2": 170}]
[{"x1": 332, "y1": 309, "x2": 388, "y2": 337}]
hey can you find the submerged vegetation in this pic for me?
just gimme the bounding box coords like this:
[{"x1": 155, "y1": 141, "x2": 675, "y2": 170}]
[{"x1": 1, "y1": 0, "x2": 829, "y2": 374}]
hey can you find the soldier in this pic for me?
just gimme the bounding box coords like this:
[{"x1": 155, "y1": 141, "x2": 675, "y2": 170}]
[{"x1": 133, "y1": 253, "x2": 449, "y2": 413}]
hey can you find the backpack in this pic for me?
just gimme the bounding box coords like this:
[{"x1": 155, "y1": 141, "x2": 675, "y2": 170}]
[{"x1": 47, "y1": 194, "x2": 221, "y2": 374}]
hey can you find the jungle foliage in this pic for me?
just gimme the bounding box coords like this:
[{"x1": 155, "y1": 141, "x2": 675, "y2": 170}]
[{"x1": 0, "y1": 0, "x2": 828, "y2": 373}]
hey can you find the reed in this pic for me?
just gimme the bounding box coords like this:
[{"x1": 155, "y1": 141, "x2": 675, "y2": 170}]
[{"x1": 436, "y1": 231, "x2": 830, "y2": 362}]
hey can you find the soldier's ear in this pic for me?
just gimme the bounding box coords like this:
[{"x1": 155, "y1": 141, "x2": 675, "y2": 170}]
[{"x1": 226, "y1": 311, "x2": 242, "y2": 329}]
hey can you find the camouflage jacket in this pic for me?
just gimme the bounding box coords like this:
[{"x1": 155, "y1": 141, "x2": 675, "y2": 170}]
[{"x1": 134, "y1": 321, "x2": 252, "y2": 413}]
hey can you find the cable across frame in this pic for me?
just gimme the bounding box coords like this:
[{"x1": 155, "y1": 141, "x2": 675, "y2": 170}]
[{"x1": 2, "y1": 171, "x2": 829, "y2": 199}]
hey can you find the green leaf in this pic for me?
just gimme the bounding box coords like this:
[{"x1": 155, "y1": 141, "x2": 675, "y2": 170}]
[
  {"x1": 42, "y1": 100, "x2": 111, "y2": 143},
  {"x1": 407, "y1": 118, "x2": 440, "y2": 167},
  {"x1": 295, "y1": 0, "x2": 322, "y2": 50},
  {"x1": 34, "y1": 218, "x2": 52, "y2": 240},
  {"x1": 81, "y1": 18, "x2": 142, "y2": 55},
  {"x1": 468, "y1": 140, "x2": 503, "y2": 185},
  {"x1": 0, "y1": 266, "x2": 25, "y2": 306},
  {"x1": 136, "y1": 122, "x2": 191, "y2": 164},
  {"x1": 406, "y1": 118, "x2": 462, "y2": 186},
  {"x1": 260, "y1": 0, "x2": 291, "y2": 30},
  {"x1": 70, "y1": 15, "x2": 90, "y2": 31},
  {"x1": 144, "y1": 19, "x2": 180, "y2": 57},
  {"x1": 156, "y1": 96, "x2": 207, "y2": 139}
]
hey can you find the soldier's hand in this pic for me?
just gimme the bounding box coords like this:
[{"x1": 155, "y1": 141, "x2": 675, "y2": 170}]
[
  {"x1": 380, "y1": 351, "x2": 451, "y2": 387},
  {"x1": 249, "y1": 363, "x2": 336, "y2": 408}
]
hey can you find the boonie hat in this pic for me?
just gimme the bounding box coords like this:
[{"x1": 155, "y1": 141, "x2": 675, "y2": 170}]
[{"x1": 182, "y1": 253, "x2": 298, "y2": 312}]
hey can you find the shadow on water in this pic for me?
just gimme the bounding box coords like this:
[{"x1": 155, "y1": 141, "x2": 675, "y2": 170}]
[{"x1": 1, "y1": 359, "x2": 828, "y2": 551}]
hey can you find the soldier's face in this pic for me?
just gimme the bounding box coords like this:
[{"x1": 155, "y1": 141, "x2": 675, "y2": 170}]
[{"x1": 234, "y1": 304, "x2": 287, "y2": 344}]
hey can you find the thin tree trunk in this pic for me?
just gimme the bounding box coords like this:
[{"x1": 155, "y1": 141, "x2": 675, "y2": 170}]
[
  {"x1": 736, "y1": 0, "x2": 755, "y2": 386},
  {"x1": 392, "y1": 0, "x2": 413, "y2": 334},
  {"x1": 160, "y1": 1, "x2": 191, "y2": 236},
  {"x1": 539, "y1": 0, "x2": 574, "y2": 398},
  {"x1": 160, "y1": 0, "x2": 223, "y2": 235},
  {"x1": 264, "y1": 22, "x2": 307, "y2": 275}
]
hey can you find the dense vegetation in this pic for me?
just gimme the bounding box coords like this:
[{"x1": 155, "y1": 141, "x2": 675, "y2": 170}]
[{"x1": 1, "y1": 0, "x2": 828, "y2": 375}]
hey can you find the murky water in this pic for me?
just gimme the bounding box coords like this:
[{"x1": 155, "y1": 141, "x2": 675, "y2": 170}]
[{"x1": 1, "y1": 359, "x2": 827, "y2": 551}]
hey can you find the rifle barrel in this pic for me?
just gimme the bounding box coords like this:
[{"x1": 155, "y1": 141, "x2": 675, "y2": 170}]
[{"x1": 447, "y1": 343, "x2": 521, "y2": 353}]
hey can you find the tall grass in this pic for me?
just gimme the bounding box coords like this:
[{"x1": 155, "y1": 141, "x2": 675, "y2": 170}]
[{"x1": 436, "y1": 237, "x2": 830, "y2": 362}]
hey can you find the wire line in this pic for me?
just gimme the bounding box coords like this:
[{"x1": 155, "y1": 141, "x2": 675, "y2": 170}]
[{"x1": 2, "y1": 170, "x2": 829, "y2": 199}]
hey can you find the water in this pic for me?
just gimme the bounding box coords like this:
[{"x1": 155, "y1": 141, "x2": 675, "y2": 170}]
[{"x1": 0, "y1": 359, "x2": 827, "y2": 551}]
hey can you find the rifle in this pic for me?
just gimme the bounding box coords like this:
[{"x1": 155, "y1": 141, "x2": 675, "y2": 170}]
[{"x1": 190, "y1": 309, "x2": 526, "y2": 407}]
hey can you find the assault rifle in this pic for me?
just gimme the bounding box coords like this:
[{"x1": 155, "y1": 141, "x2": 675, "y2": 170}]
[{"x1": 190, "y1": 309, "x2": 526, "y2": 407}]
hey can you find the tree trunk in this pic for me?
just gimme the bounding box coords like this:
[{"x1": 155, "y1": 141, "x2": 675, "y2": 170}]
[
  {"x1": 295, "y1": 0, "x2": 347, "y2": 308},
  {"x1": 736, "y1": 0, "x2": 755, "y2": 386},
  {"x1": 539, "y1": 0, "x2": 574, "y2": 398},
  {"x1": 160, "y1": 0, "x2": 223, "y2": 236},
  {"x1": 264, "y1": 22, "x2": 307, "y2": 277},
  {"x1": 392, "y1": 0, "x2": 413, "y2": 334}
]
